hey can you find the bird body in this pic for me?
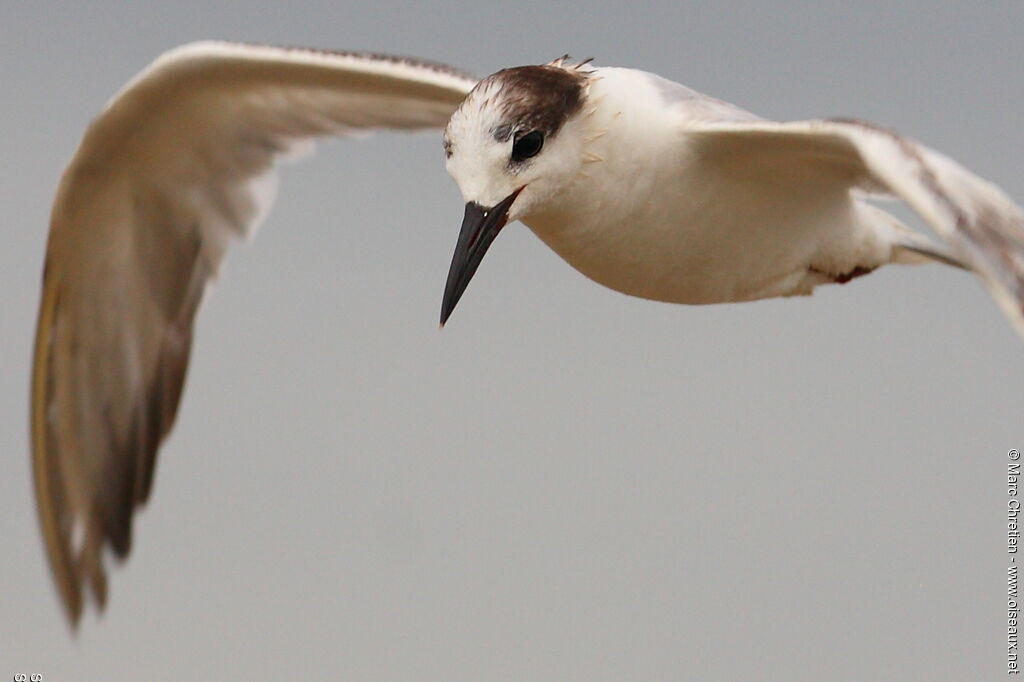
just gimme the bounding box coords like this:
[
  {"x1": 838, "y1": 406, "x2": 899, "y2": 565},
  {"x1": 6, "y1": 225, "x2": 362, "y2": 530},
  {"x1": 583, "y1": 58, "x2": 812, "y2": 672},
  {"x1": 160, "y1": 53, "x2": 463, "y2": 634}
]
[
  {"x1": 31, "y1": 41, "x2": 1024, "y2": 626},
  {"x1": 448, "y1": 64, "x2": 959, "y2": 309},
  {"x1": 515, "y1": 67, "x2": 894, "y2": 304}
]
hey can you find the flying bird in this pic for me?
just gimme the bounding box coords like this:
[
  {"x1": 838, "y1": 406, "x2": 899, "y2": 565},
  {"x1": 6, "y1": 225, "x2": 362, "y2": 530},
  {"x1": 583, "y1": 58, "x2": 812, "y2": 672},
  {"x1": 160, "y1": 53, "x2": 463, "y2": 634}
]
[{"x1": 32, "y1": 41, "x2": 1024, "y2": 627}]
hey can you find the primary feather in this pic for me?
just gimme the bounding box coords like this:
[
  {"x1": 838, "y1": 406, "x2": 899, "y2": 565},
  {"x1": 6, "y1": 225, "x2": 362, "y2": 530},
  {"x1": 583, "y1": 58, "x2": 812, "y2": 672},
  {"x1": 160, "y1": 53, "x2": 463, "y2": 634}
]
[{"x1": 32, "y1": 41, "x2": 476, "y2": 626}]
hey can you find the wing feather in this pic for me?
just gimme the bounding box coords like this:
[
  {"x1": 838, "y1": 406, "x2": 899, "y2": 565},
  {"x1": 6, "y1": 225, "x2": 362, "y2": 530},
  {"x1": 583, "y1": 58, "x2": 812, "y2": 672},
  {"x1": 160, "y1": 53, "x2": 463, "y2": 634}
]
[
  {"x1": 32, "y1": 41, "x2": 476, "y2": 626},
  {"x1": 685, "y1": 117, "x2": 1024, "y2": 334}
]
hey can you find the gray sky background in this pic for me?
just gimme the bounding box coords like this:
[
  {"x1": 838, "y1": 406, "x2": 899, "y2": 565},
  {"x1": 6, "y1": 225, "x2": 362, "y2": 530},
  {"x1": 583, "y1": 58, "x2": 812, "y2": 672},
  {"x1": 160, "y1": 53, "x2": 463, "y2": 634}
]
[{"x1": 3, "y1": 2, "x2": 1023, "y2": 680}]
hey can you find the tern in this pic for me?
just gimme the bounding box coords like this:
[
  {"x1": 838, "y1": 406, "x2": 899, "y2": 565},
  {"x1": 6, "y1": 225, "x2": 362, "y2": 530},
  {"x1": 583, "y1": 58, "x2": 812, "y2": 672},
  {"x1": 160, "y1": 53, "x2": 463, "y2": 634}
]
[{"x1": 32, "y1": 41, "x2": 1024, "y2": 626}]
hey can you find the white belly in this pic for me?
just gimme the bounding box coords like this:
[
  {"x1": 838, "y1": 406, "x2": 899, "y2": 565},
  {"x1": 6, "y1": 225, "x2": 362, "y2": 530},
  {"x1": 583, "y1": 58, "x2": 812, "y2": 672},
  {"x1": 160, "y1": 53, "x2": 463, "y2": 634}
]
[
  {"x1": 525, "y1": 168, "x2": 876, "y2": 305},
  {"x1": 520, "y1": 68, "x2": 888, "y2": 305}
]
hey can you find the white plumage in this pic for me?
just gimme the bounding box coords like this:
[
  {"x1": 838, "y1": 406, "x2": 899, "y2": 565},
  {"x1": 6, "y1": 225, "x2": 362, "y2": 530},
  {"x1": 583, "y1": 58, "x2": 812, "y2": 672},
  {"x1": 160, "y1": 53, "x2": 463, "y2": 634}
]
[{"x1": 31, "y1": 40, "x2": 1024, "y2": 627}]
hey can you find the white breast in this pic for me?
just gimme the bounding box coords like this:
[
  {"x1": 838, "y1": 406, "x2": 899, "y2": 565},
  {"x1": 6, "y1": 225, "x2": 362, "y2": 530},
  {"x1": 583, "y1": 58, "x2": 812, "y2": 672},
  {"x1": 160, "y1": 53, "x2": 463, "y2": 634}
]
[{"x1": 522, "y1": 68, "x2": 871, "y2": 304}]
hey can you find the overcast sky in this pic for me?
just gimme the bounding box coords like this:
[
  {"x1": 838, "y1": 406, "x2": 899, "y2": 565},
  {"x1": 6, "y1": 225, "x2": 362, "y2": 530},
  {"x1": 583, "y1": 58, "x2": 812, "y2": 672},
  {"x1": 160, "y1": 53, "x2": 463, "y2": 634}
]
[{"x1": 3, "y1": 2, "x2": 1023, "y2": 680}]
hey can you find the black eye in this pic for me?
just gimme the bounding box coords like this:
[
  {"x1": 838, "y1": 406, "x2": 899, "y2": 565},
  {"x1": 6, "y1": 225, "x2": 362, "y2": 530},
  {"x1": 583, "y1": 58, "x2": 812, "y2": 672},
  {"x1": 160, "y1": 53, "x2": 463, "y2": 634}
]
[{"x1": 511, "y1": 130, "x2": 544, "y2": 162}]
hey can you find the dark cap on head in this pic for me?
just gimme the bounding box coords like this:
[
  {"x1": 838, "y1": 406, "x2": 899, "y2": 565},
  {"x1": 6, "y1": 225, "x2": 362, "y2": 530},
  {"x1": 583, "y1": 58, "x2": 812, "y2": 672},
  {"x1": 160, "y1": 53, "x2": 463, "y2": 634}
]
[{"x1": 482, "y1": 65, "x2": 589, "y2": 140}]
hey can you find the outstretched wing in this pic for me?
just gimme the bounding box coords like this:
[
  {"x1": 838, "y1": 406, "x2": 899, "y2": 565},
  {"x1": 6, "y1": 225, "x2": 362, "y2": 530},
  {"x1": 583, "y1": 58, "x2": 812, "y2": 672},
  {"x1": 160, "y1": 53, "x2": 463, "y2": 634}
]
[
  {"x1": 32, "y1": 41, "x2": 476, "y2": 626},
  {"x1": 682, "y1": 117, "x2": 1024, "y2": 333}
]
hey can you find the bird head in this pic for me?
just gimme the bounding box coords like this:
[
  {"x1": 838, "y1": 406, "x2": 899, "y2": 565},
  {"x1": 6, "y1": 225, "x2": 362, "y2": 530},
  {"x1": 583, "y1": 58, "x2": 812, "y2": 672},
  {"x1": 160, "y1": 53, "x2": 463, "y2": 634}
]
[{"x1": 440, "y1": 59, "x2": 594, "y2": 325}]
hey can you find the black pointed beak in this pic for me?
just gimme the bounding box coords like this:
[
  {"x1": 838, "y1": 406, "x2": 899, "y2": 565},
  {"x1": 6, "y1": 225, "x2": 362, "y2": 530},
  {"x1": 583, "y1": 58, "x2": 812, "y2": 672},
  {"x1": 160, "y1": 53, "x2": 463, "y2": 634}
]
[{"x1": 440, "y1": 188, "x2": 522, "y2": 326}]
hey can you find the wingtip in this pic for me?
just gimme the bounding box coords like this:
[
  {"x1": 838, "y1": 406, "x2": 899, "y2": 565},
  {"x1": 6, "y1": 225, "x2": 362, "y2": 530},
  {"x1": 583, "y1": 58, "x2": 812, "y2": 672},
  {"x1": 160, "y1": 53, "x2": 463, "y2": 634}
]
[
  {"x1": 985, "y1": 279, "x2": 1024, "y2": 342},
  {"x1": 31, "y1": 269, "x2": 85, "y2": 631},
  {"x1": 61, "y1": 588, "x2": 84, "y2": 633}
]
